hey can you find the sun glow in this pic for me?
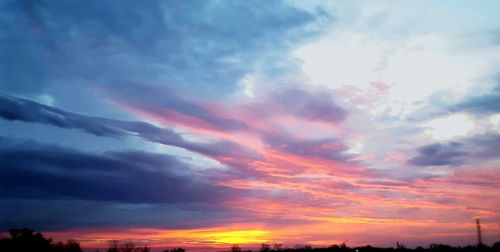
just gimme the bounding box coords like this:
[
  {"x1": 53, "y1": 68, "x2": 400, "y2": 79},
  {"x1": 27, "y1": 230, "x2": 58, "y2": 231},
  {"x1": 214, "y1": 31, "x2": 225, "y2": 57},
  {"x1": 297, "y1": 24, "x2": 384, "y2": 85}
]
[{"x1": 205, "y1": 230, "x2": 270, "y2": 244}]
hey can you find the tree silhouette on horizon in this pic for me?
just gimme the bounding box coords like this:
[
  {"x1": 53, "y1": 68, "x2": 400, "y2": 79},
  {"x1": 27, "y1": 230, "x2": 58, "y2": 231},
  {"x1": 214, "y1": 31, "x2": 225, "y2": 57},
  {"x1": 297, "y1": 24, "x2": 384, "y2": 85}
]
[{"x1": 0, "y1": 228, "x2": 82, "y2": 252}]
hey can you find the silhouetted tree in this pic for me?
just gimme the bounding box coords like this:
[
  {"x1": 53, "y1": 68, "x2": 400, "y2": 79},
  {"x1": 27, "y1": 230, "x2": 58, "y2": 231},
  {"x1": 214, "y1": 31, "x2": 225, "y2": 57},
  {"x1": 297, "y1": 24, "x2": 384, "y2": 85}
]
[
  {"x1": 328, "y1": 244, "x2": 340, "y2": 250},
  {"x1": 108, "y1": 240, "x2": 120, "y2": 252},
  {"x1": 293, "y1": 245, "x2": 313, "y2": 250},
  {"x1": 274, "y1": 243, "x2": 283, "y2": 251},
  {"x1": 170, "y1": 248, "x2": 186, "y2": 252},
  {"x1": 429, "y1": 244, "x2": 452, "y2": 252},
  {"x1": 52, "y1": 239, "x2": 82, "y2": 252},
  {"x1": 163, "y1": 248, "x2": 185, "y2": 252},
  {"x1": 0, "y1": 228, "x2": 83, "y2": 252},
  {"x1": 492, "y1": 241, "x2": 500, "y2": 250},
  {"x1": 337, "y1": 243, "x2": 349, "y2": 252},
  {"x1": 106, "y1": 240, "x2": 149, "y2": 252},
  {"x1": 0, "y1": 228, "x2": 52, "y2": 252},
  {"x1": 260, "y1": 243, "x2": 271, "y2": 252},
  {"x1": 231, "y1": 245, "x2": 242, "y2": 252}
]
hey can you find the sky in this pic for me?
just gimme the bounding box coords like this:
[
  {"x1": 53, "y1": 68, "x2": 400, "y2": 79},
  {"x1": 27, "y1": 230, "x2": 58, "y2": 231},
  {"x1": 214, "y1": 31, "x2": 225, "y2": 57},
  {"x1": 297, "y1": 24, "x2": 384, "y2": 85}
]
[{"x1": 1, "y1": 0, "x2": 500, "y2": 250}]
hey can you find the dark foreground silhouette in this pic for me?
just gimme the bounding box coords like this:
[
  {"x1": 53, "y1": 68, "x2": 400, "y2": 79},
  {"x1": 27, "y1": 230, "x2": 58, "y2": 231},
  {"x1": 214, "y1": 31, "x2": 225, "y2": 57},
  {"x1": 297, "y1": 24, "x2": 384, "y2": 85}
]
[
  {"x1": 1, "y1": 228, "x2": 500, "y2": 252},
  {"x1": 0, "y1": 228, "x2": 82, "y2": 252}
]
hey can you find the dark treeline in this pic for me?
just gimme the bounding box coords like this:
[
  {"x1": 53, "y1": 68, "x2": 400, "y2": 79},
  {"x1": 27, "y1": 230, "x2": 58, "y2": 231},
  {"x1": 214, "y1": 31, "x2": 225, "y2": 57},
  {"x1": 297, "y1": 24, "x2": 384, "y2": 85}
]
[
  {"x1": 1, "y1": 228, "x2": 500, "y2": 252},
  {"x1": 0, "y1": 228, "x2": 176, "y2": 252},
  {"x1": 230, "y1": 241, "x2": 500, "y2": 252},
  {"x1": 0, "y1": 228, "x2": 82, "y2": 252}
]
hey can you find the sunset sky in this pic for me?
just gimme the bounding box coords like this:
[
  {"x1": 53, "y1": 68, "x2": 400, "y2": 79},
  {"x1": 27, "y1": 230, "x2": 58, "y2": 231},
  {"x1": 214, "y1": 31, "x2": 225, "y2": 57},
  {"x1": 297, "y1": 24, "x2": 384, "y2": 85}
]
[{"x1": 1, "y1": 0, "x2": 500, "y2": 250}]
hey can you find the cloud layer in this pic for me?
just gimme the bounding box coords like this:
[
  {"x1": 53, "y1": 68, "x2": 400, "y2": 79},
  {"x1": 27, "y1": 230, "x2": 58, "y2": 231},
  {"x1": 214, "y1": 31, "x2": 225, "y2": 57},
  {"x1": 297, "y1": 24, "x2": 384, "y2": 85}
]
[{"x1": 2, "y1": 0, "x2": 500, "y2": 249}]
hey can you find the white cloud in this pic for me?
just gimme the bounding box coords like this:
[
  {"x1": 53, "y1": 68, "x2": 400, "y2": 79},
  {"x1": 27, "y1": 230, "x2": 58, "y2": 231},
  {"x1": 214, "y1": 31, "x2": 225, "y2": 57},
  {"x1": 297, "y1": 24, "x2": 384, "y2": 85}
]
[
  {"x1": 420, "y1": 114, "x2": 474, "y2": 141},
  {"x1": 293, "y1": 0, "x2": 500, "y2": 118},
  {"x1": 489, "y1": 114, "x2": 500, "y2": 133},
  {"x1": 35, "y1": 94, "x2": 55, "y2": 106},
  {"x1": 346, "y1": 141, "x2": 364, "y2": 154},
  {"x1": 240, "y1": 74, "x2": 256, "y2": 98}
]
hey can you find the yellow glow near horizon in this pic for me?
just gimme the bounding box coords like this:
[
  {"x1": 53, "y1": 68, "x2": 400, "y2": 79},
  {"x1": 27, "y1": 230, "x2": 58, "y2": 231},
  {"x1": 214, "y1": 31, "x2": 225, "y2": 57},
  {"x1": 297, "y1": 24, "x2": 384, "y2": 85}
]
[
  {"x1": 204, "y1": 230, "x2": 270, "y2": 244},
  {"x1": 150, "y1": 228, "x2": 271, "y2": 245}
]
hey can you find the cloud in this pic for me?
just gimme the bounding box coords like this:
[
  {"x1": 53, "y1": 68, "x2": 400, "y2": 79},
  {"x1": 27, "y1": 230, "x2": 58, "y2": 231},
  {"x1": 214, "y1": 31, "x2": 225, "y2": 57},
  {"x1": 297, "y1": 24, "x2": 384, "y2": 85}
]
[
  {"x1": 451, "y1": 83, "x2": 500, "y2": 114},
  {"x1": 3, "y1": 1, "x2": 500, "y2": 245},
  {"x1": 0, "y1": 94, "x2": 257, "y2": 160},
  {"x1": 0, "y1": 140, "x2": 241, "y2": 204},
  {"x1": 263, "y1": 134, "x2": 351, "y2": 162},
  {"x1": 0, "y1": 199, "x2": 245, "y2": 230},
  {"x1": 408, "y1": 142, "x2": 468, "y2": 167},
  {"x1": 104, "y1": 83, "x2": 250, "y2": 132},
  {"x1": 406, "y1": 132, "x2": 500, "y2": 168},
  {"x1": 270, "y1": 87, "x2": 347, "y2": 123},
  {"x1": 467, "y1": 133, "x2": 500, "y2": 158},
  {"x1": 96, "y1": 84, "x2": 352, "y2": 163},
  {"x1": 0, "y1": 0, "x2": 318, "y2": 99},
  {"x1": 0, "y1": 94, "x2": 128, "y2": 137}
]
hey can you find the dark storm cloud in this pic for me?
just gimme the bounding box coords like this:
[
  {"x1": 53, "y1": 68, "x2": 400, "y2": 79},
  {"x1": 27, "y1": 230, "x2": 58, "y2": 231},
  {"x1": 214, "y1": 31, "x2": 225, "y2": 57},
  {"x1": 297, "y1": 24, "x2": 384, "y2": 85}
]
[
  {"x1": 0, "y1": 0, "x2": 318, "y2": 98},
  {"x1": 408, "y1": 142, "x2": 468, "y2": 167},
  {"x1": 0, "y1": 94, "x2": 257, "y2": 160},
  {"x1": 0, "y1": 141, "x2": 241, "y2": 204}
]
